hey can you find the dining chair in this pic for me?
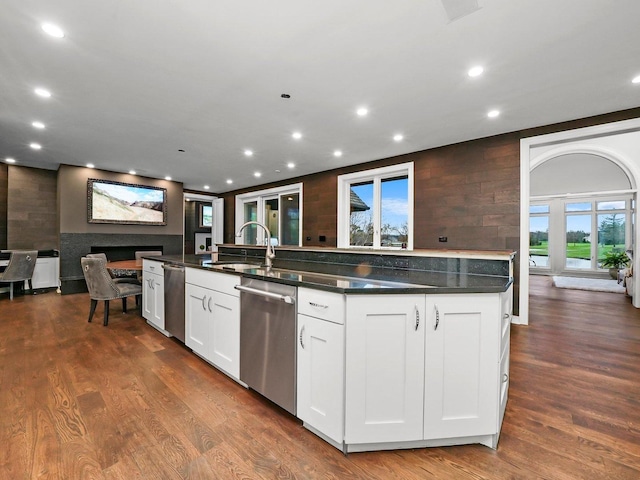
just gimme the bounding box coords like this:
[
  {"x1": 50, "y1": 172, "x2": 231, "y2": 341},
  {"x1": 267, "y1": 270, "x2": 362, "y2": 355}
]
[
  {"x1": 0, "y1": 250, "x2": 38, "y2": 300},
  {"x1": 81, "y1": 256, "x2": 142, "y2": 326},
  {"x1": 134, "y1": 250, "x2": 162, "y2": 282}
]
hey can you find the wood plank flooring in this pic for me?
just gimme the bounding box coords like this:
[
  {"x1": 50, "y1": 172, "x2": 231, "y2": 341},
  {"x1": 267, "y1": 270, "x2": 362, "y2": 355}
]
[{"x1": 1, "y1": 277, "x2": 639, "y2": 479}]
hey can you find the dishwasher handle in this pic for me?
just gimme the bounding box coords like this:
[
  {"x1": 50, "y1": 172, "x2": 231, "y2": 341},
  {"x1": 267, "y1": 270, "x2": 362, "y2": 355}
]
[
  {"x1": 234, "y1": 284, "x2": 295, "y2": 304},
  {"x1": 162, "y1": 264, "x2": 185, "y2": 272}
]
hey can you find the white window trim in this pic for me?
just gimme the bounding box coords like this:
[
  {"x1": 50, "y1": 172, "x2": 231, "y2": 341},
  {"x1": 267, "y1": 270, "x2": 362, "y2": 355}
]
[
  {"x1": 337, "y1": 162, "x2": 414, "y2": 250},
  {"x1": 235, "y1": 182, "x2": 303, "y2": 246}
]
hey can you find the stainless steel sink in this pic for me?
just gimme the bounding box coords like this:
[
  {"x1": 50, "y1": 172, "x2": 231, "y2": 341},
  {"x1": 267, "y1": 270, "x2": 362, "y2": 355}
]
[{"x1": 204, "y1": 260, "x2": 264, "y2": 270}]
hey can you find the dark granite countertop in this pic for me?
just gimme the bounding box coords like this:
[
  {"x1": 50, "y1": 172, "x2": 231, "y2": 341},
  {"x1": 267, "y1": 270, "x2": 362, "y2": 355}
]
[{"x1": 147, "y1": 253, "x2": 512, "y2": 295}]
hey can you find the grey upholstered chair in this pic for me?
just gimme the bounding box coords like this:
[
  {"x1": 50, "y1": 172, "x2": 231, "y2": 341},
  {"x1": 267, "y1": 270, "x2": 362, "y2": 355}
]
[
  {"x1": 134, "y1": 250, "x2": 162, "y2": 281},
  {"x1": 81, "y1": 256, "x2": 142, "y2": 326},
  {"x1": 0, "y1": 250, "x2": 38, "y2": 300}
]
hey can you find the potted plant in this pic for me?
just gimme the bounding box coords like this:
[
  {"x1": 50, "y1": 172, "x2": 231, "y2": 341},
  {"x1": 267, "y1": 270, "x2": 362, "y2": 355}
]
[{"x1": 599, "y1": 250, "x2": 630, "y2": 279}]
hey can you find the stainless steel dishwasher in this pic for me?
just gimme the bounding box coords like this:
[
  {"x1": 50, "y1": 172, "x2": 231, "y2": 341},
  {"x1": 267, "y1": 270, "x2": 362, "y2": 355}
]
[
  {"x1": 236, "y1": 277, "x2": 297, "y2": 415},
  {"x1": 162, "y1": 263, "x2": 185, "y2": 342}
]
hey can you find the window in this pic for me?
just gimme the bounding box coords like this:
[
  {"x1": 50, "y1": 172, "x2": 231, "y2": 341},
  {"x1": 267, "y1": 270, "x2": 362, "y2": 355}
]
[
  {"x1": 531, "y1": 195, "x2": 632, "y2": 274},
  {"x1": 199, "y1": 204, "x2": 213, "y2": 228},
  {"x1": 235, "y1": 183, "x2": 302, "y2": 246},
  {"x1": 529, "y1": 204, "x2": 550, "y2": 268},
  {"x1": 338, "y1": 162, "x2": 413, "y2": 249}
]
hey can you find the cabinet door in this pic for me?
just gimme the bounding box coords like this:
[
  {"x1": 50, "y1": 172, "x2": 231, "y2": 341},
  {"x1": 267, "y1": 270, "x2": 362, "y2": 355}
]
[
  {"x1": 210, "y1": 290, "x2": 240, "y2": 379},
  {"x1": 424, "y1": 294, "x2": 500, "y2": 440},
  {"x1": 297, "y1": 314, "x2": 345, "y2": 444},
  {"x1": 150, "y1": 272, "x2": 164, "y2": 329},
  {"x1": 345, "y1": 295, "x2": 425, "y2": 444},
  {"x1": 185, "y1": 283, "x2": 212, "y2": 357},
  {"x1": 142, "y1": 273, "x2": 155, "y2": 321},
  {"x1": 30, "y1": 257, "x2": 59, "y2": 289}
]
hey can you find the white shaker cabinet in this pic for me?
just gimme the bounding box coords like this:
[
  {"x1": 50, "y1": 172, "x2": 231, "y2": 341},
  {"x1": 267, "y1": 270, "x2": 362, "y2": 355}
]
[
  {"x1": 142, "y1": 259, "x2": 165, "y2": 331},
  {"x1": 344, "y1": 295, "x2": 425, "y2": 445},
  {"x1": 297, "y1": 288, "x2": 345, "y2": 445},
  {"x1": 185, "y1": 282, "x2": 211, "y2": 358},
  {"x1": 423, "y1": 293, "x2": 503, "y2": 446},
  {"x1": 185, "y1": 268, "x2": 240, "y2": 380}
]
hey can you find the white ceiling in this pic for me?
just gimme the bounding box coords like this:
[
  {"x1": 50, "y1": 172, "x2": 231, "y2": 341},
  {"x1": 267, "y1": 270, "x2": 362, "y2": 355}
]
[{"x1": 1, "y1": 0, "x2": 640, "y2": 193}]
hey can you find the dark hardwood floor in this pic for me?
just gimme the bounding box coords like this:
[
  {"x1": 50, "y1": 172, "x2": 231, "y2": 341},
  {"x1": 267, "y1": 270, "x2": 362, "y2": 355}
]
[{"x1": 1, "y1": 277, "x2": 639, "y2": 479}]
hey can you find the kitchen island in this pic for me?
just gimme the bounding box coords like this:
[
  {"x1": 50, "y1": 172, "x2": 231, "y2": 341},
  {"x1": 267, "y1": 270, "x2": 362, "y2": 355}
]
[{"x1": 142, "y1": 246, "x2": 515, "y2": 453}]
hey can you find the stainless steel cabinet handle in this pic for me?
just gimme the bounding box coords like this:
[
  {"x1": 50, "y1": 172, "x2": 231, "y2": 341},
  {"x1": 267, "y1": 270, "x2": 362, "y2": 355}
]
[
  {"x1": 201, "y1": 295, "x2": 207, "y2": 311},
  {"x1": 415, "y1": 306, "x2": 420, "y2": 331},
  {"x1": 502, "y1": 373, "x2": 509, "y2": 383},
  {"x1": 208, "y1": 297, "x2": 213, "y2": 312},
  {"x1": 299, "y1": 325, "x2": 305, "y2": 349},
  {"x1": 234, "y1": 285, "x2": 295, "y2": 304},
  {"x1": 504, "y1": 313, "x2": 510, "y2": 319},
  {"x1": 434, "y1": 305, "x2": 440, "y2": 331},
  {"x1": 149, "y1": 278, "x2": 154, "y2": 290},
  {"x1": 309, "y1": 302, "x2": 328, "y2": 309}
]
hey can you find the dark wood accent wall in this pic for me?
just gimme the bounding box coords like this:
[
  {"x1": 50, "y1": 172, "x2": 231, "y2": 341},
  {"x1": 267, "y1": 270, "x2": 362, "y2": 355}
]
[
  {"x1": 0, "y1": 163, "x2": 7, "y2": 249},
  {"x1": 220, "y1": 107, "x2": 640, "y2": 317},
  {"x1": 7, "y1": 165, "x2": 58, "y2": 250},
  {"x1": 184, "y1": 200, "x2": 211, "y2": 254}
]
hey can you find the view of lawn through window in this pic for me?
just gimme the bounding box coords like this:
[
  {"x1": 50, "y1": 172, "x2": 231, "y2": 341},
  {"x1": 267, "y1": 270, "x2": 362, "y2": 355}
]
[{"x1": 530, "y1": 199, "x2": 628, "y2": 271}]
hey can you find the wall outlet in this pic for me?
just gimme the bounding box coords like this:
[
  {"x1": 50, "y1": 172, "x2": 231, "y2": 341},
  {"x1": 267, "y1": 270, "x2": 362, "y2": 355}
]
[{"x1": 439, "y1": 236, "x2": 448, "y2": 242}]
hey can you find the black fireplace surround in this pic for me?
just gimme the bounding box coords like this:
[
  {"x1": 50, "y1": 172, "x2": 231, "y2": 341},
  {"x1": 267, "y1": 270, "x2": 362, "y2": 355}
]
[{"x1": 59, "y1": 232, "x2": 182, "y2": 294}]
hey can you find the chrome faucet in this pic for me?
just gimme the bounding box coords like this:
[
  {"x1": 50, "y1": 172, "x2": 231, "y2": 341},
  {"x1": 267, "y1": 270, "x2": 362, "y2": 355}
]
[{"x1": 236, "y1": 221, "x2": 275, "y2": 269}]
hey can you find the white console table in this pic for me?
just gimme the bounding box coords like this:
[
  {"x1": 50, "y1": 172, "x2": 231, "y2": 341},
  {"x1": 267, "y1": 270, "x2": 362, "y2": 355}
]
[{"x1": 0, "y1": 256, "x2": 60, "y2": 291}]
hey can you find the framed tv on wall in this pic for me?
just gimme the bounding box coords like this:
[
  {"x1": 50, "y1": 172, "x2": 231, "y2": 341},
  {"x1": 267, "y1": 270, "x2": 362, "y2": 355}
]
[{"x1": 87, "y1": 178, "x2": 167, "y2": 225}]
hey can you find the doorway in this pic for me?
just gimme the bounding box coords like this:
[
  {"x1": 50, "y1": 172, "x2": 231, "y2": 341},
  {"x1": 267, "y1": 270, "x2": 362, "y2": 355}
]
[
  {"x1": 183, "y1": 193, "x2": 223, "y2": 255},
  {"x1": 519, "y1": 118, "x2": 640, "y2": 324}
]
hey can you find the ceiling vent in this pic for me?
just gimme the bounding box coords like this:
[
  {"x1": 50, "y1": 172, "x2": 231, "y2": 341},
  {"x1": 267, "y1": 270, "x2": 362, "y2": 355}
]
[{"x1": 440, "y1": 0, "x2": 481, "y2": 22}]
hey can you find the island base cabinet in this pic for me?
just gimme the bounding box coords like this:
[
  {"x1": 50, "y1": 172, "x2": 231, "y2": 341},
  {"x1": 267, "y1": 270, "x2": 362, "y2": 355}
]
[
  {"x1": 344, "y1": 295, "x2": 425, "y2": 445},
  {"x1": 185, "y1": 269, "x2": 241, "y2": 381},
  {"x1": 297, "y1": 314, "x2": 345, "y2": 445},
  {"x1": 142, "y1": 261, "x2": 165, "y2": 332},
  {"x1": 423, "y1": 294, "x2": 501, "y2": 442}
]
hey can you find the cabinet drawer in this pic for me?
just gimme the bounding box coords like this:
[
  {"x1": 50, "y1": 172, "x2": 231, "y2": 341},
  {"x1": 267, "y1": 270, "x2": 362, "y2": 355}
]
[
  {"x1": 298, "y1": 287, "x2": 345, "y2": 324},
  {"x1": 143, "y1": 259, "x2": 163, "y2": 274},
  {"x1": 186, "y1": 267, "x2": 240, "y2": 296}
]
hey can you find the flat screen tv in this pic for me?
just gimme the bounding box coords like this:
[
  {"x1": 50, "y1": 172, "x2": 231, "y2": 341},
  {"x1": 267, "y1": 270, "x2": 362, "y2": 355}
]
[{"x1": 87, "y1": 178, "x2": 167, "y2": 225}]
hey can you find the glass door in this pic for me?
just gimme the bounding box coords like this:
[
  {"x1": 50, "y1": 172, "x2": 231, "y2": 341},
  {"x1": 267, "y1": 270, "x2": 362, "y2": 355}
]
[{"x1": 565, "y1": 202, "x2": 592, "y2": 270}]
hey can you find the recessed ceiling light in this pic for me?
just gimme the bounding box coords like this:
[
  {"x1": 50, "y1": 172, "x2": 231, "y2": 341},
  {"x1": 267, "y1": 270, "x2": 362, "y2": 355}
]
[
  {"x1": 632, "y1": 75, "x2": 640, "y2": 84},
  {"x1": 287, "y1": 162, "x2": 295, "y2": 169},
  {"x1": 333, "y1": 150, "x2": 343, "y2": 157},
  {"x1": 41, "y1": 23, "x2": 65, "y2": 38},
  {"x1": 34, "y1": 88, "x2": 51, "y2": 98},
  {"x1": 393, "y1": 134, "x2": 404, "y2": 142},
  {"x1": 254, "y1": 172, "x2": 262, "y2": 178},
  {"x1": 32, "y1": 121, "x2": 45, "y2": 129},
  {"x1": 226, "y1": 179, "x2": 233, "y2": 184},
  {"x1": 356, "y1": 107, "x2": 368, "y2": 117},
  {"x1": 203, "y1": 185, "x2": 210, "y2": 190},
  {"x1": 5, "y1": 158, "x2": 16, "y2": 164},
  {"x1": 487, "y1": 109, "x2": 500, "y2": 118},
  {"x1": 244, "y1": 149, "x2": 253, "y2": 157},
  {"x1": 129, "y1": 170, "x2": 136, "y2": 175},
  {"x1": 86, "y1": 163, "x2": 95, "y2": 169},
  {"x1": 165, "y1": 176, "x2": 172, "y2": 181},
  {"x1": 292, "y1": 131, "x2": 302, "y2": 140},
  {"x1": 468, "y1": 66, "x2": 484, "y2": 77},
  {"x1": 30, "y1": 143, "x2": 42, "y2": 150}
]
